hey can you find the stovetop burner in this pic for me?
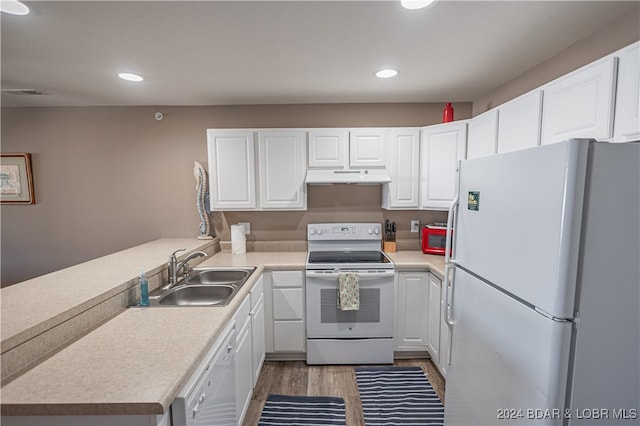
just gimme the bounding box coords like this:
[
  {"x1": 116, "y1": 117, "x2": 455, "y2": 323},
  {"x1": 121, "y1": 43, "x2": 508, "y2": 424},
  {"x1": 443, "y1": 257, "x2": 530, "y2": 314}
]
[{"x1": 308, "y1": 250, "x2": 391, "y2": 264}]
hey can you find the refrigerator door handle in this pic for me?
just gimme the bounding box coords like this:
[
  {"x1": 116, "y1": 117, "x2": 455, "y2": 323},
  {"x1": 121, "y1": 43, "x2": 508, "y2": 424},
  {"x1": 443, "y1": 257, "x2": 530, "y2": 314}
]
[
  {"x1": 444, "y1": 264, "x2": 456, "y2": 326},
  {"x1": 445, "y1": 197, "x2": 458, "y2": 265},
  {"x1": 445, "y1": 159, "x2": 461, "y2": 265}
]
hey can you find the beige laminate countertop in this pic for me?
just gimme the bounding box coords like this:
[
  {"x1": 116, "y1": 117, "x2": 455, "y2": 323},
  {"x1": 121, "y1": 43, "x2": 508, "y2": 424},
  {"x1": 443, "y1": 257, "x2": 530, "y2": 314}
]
[
  {"x1": 197, "y1": 250, "x2": 307, "y2": 270},
  {"x1": 0, "y1": 248, "x2": 443, "y2": 417},
  {"x1": 1, "y1": 238, "x2": 213, "y2": 353},
  {"x1": 385, "y1": 251, "x2": 446, "y2": 278}
]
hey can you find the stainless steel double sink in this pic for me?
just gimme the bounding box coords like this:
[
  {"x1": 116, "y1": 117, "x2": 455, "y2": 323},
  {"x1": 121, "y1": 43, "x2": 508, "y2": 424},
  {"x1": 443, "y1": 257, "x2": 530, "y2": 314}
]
[{"x1": 148, "y1": 267, "x2": 256, "y2": 307}]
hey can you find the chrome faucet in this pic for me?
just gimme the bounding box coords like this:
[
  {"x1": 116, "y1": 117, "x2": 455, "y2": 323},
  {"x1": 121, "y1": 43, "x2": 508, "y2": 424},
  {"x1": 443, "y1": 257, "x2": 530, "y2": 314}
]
[{"x1": 163, "y1": 249, "x2": 208, "y2": 290}]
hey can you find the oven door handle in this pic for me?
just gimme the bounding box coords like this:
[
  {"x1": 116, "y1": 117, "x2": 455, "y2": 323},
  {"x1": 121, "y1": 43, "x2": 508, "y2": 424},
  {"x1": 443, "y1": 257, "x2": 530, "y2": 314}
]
[{"x1": 305, "y1": 270, "x2": 395, "y2": 280}]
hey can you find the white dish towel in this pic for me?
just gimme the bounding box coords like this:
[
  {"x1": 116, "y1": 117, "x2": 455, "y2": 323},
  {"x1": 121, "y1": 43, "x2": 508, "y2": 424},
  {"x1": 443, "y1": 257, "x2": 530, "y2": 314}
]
[{"x1": 337, "y1": 272, "x2": 360, "y2": 311}]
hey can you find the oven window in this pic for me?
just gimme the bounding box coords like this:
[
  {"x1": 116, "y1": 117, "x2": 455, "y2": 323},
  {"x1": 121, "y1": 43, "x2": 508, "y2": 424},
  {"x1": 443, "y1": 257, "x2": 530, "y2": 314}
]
[
  {"x1": 320, "y1": 288, "x2": 381, "y2": 323},
  {"x1": 428, "y1": 234, "x2": 446, "y2": 248}
]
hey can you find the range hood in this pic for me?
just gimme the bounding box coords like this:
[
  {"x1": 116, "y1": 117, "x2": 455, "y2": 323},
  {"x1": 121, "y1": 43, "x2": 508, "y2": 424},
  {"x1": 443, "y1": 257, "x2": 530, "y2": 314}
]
[{"x1": 305, "y1": 169, "x2": 392, "y2": 185}]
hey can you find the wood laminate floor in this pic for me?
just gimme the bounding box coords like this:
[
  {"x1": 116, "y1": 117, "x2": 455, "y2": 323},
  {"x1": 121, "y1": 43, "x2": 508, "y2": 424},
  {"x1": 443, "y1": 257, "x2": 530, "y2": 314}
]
[{"x1": 242, "y1": 358, "x2": 445, "y2": 426}]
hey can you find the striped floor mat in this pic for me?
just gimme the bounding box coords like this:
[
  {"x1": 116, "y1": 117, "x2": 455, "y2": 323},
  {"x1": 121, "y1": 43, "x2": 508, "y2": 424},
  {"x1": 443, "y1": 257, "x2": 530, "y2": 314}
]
[
  {"x1": 258, "y1": 394, "x2": 346, "y2": 425},
  {"x1": 355, "y1": 366, "x2": 444, "y2": 426}
]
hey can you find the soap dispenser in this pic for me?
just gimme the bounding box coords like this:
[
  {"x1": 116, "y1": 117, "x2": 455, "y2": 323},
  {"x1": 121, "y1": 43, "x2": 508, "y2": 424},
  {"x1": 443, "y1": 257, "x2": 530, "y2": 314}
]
[{"x1": 138, "y1": 268, "x2": 150, "y2": 307}]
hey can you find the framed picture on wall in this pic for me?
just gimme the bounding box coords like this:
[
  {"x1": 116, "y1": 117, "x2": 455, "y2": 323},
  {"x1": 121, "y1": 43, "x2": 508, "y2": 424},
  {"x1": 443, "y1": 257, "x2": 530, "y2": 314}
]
[{"x1": 1, "y1": 153, "x2": 35, "y2": 204}]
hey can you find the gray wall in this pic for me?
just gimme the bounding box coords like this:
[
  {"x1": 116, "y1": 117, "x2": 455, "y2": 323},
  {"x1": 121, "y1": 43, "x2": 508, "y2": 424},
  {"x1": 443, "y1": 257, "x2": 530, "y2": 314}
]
[
  {"x1": 3, "y1": 6, "x2": 639, "y2": 287},
  {"x1": 1, "y1": 103, "x2": 467, "y2": 286},
  {"x1": 473, "y1": 6, "x2": 640, "y2": 115}
]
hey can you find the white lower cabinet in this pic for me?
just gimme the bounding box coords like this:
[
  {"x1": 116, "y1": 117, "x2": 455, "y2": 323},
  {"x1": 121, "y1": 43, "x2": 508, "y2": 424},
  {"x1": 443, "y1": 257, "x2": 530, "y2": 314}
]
[
  {"x1": 250, "y1": 275, "x2": 266, "y2": 386},
  {"x1": 234, "y1": 295, "x2": 252, "y2": 425},
  {"x1": 265, "y1": 270, "x2": 306, "y2": 354},
  {"x1": 421, "y1": 271, "x2": 451, "y2": 378},
  {"x1": 426, "y1": 273, "x2": 442, "y2": 364},
  {"x1": 234, "y1": 274, "x2": 265, "y2": 426},
  {"x1": 395, "y1": 272, "x2": 429, "y2": 351}
]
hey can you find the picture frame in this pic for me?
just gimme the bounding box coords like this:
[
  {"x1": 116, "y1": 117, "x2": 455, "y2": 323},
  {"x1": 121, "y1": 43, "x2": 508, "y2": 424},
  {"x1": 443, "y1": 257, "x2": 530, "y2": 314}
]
[{"x1": 1, "y1": 153, "x2": 35, "y2": 204}]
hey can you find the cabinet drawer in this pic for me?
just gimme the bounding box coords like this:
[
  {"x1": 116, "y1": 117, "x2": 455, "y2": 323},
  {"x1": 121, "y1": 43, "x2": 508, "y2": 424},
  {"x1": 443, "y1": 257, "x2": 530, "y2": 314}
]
[
  {"x1": 274, "y1": 320, "x2": 305, "y2": 352},
  {"x1": 273, "y1": 288, "x2": 304, "y2": 320},
  {"x1": 272, "y1": 270, "x2": 303, "y2": 288}
]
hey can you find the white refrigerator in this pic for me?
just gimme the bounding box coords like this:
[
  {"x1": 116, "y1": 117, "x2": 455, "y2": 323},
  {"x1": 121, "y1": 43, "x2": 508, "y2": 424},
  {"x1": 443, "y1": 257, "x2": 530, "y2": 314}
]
[{"x1": 443, "y1": 140, "x2": 640, "y2": 425}]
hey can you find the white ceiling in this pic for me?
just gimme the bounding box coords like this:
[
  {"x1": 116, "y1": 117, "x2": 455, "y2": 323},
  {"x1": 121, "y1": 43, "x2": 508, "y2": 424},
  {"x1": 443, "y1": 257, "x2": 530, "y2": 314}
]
[{"x1": 1, "y1": 1, "x2": 637, "y2": 107}]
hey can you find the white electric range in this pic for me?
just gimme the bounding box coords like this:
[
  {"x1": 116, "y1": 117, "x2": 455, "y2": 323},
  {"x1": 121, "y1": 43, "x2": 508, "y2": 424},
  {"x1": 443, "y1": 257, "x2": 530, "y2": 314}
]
[{"x1": 305, "y1": 223, "x2": 395, "y2": 365}]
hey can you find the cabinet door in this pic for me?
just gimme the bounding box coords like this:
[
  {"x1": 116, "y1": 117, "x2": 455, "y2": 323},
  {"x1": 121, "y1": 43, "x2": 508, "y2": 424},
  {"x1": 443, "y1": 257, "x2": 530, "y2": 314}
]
[
  {"x1": 541, "y1": 57, "x2": 617, "y2": 145},
  {"x1": 383, "y1": 128, "x2": 420, "y2": 209},
  {"x1": 234, "y1": 295, "x2": 252, "y2": 425},
  {"x1": 420, "y1": 122, "x2": 467, "y2": 210},
  {"x1": 207, "y1": 130, "x2": 256, "y2": 210},
  {"x1": 308, "y1": 129, "x2": 348, "y2": 168},
  {"x1": 426, "y1": 273, "x2": 442, "y2": 364},
  {"x1": 251, "y1": 295, "x2": 265, "y2": 386},
  {"x1": 258, "y1": 130, "x2": 306, "y2": 210},
  {"x1": 273, "y1": 320, "x2": 305, "y2": 352},
  {"x1": 235, "y1": 315, "x2": 253, "y2": 425},
  {"x1": 613, "y1": 42, "x2": 640, "y2": 142},
  {"x1": 349, "y1": 128, "x2": 387, "y2": 168},
  {"x1": 396, "y1": 272, "x2": 429, "y2": 350},
  {"x1": 497, "y1": 90, "x2": 543, "y2": 153},
  {"x1": 467, "y1": 109, "x2": 498, "y2": 159}
]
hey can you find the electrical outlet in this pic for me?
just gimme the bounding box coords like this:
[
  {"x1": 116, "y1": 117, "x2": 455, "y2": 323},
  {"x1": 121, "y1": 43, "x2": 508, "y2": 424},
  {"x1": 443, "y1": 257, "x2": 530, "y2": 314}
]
[
  {"x1": 410, "y1": 220, "x2": 420, "y2": 233},
  {"x1": 238, "y1": 222, "x2": 251, "y2": 235}
]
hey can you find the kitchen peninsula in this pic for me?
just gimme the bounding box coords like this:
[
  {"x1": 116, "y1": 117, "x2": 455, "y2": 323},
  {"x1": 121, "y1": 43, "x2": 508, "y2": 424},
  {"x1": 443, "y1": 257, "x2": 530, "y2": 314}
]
[{"x1": 0, "y1": 238, "x2": 444, "y2": 425}]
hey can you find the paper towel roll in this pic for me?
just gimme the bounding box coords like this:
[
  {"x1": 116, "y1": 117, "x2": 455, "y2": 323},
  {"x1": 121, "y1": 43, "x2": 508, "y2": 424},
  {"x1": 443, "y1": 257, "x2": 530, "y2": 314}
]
[{"x1": 231, "y1": 224, "x2": 246, "y2": 255}]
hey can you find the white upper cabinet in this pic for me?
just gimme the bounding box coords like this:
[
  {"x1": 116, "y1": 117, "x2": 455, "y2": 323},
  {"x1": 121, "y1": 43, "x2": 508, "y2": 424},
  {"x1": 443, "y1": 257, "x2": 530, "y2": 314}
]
[
  {"x1": 307, "y1": 128, "x2": 386, "y2": 169},
  {"x1": 541, "y1": 56, "x2": 617, "y2": 145},
  {"x1": 466, "y1": 109, "x2": 499, "y2": 159},
  {"x1": 497, "y1": 90, "x2": 543, "y2": 153},
  {"x1": 613, "y1": 42, "x2": 640, "y2": 142},
  {"x1": 307, "y1": 129, "x2": 348, "y2": 168},
  {"x1": 420, "y1": 122, "x2": 467, "y2": 210},
  {"x1": 258, "y1": 130, "x2": 306, "y2": 210},
  {"x1": 349, "y1": 128, "x2": 387, "y2": 168},
  {"x1": 382, "y1": 128, "x2": 420, "y2": 209},
  {"x1": 207, "y1": 129, "x2": 306, "y2": 211},
  {"x1": 207, "y1": 130, "x2": 257, "y2": 210}
]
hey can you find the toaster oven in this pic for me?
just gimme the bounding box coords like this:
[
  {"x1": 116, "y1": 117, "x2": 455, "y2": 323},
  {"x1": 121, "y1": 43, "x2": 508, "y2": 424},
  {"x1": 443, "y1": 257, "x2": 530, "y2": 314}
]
[{"x1": 421, "y1": 222, "x2": 452, "y2": 255}]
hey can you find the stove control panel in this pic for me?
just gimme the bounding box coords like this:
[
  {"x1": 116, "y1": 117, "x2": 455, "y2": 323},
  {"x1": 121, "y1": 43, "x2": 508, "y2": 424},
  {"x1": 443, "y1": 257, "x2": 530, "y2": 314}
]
[{"x1": 307, "y1": 223, "x2": 382, "y2": 241}]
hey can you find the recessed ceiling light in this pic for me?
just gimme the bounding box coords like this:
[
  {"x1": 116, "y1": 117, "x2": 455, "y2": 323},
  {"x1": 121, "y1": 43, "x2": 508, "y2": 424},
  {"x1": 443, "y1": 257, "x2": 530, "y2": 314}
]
[
  {"x1": 375, "y1": 69, "x2": 398, "y2": 79},
  {"x1": 0, "y1": 0, "x2": 30, "y2": 15},
  {"x1": 401, "y1": 0, "x2": 436, "y2": 10},
  {"x1": 118, "y1": 72, "x2": 144, "y2": 82}
]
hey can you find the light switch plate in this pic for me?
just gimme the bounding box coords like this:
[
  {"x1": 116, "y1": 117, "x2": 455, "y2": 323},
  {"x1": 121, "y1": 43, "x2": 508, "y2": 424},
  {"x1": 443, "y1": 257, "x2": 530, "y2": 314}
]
[
  {"x1": 410, "y1": 220, "x2": 420, "y2": 233},
  {"x1": 238, "y1": 222, "x2": 251, "y2": 235}
]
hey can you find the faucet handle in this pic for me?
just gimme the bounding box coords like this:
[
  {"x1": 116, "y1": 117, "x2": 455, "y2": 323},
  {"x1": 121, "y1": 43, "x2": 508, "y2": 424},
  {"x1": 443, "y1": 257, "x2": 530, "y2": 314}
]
[{"x1": 169, "y1": 248, "x2": 187, "y2": 259}]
